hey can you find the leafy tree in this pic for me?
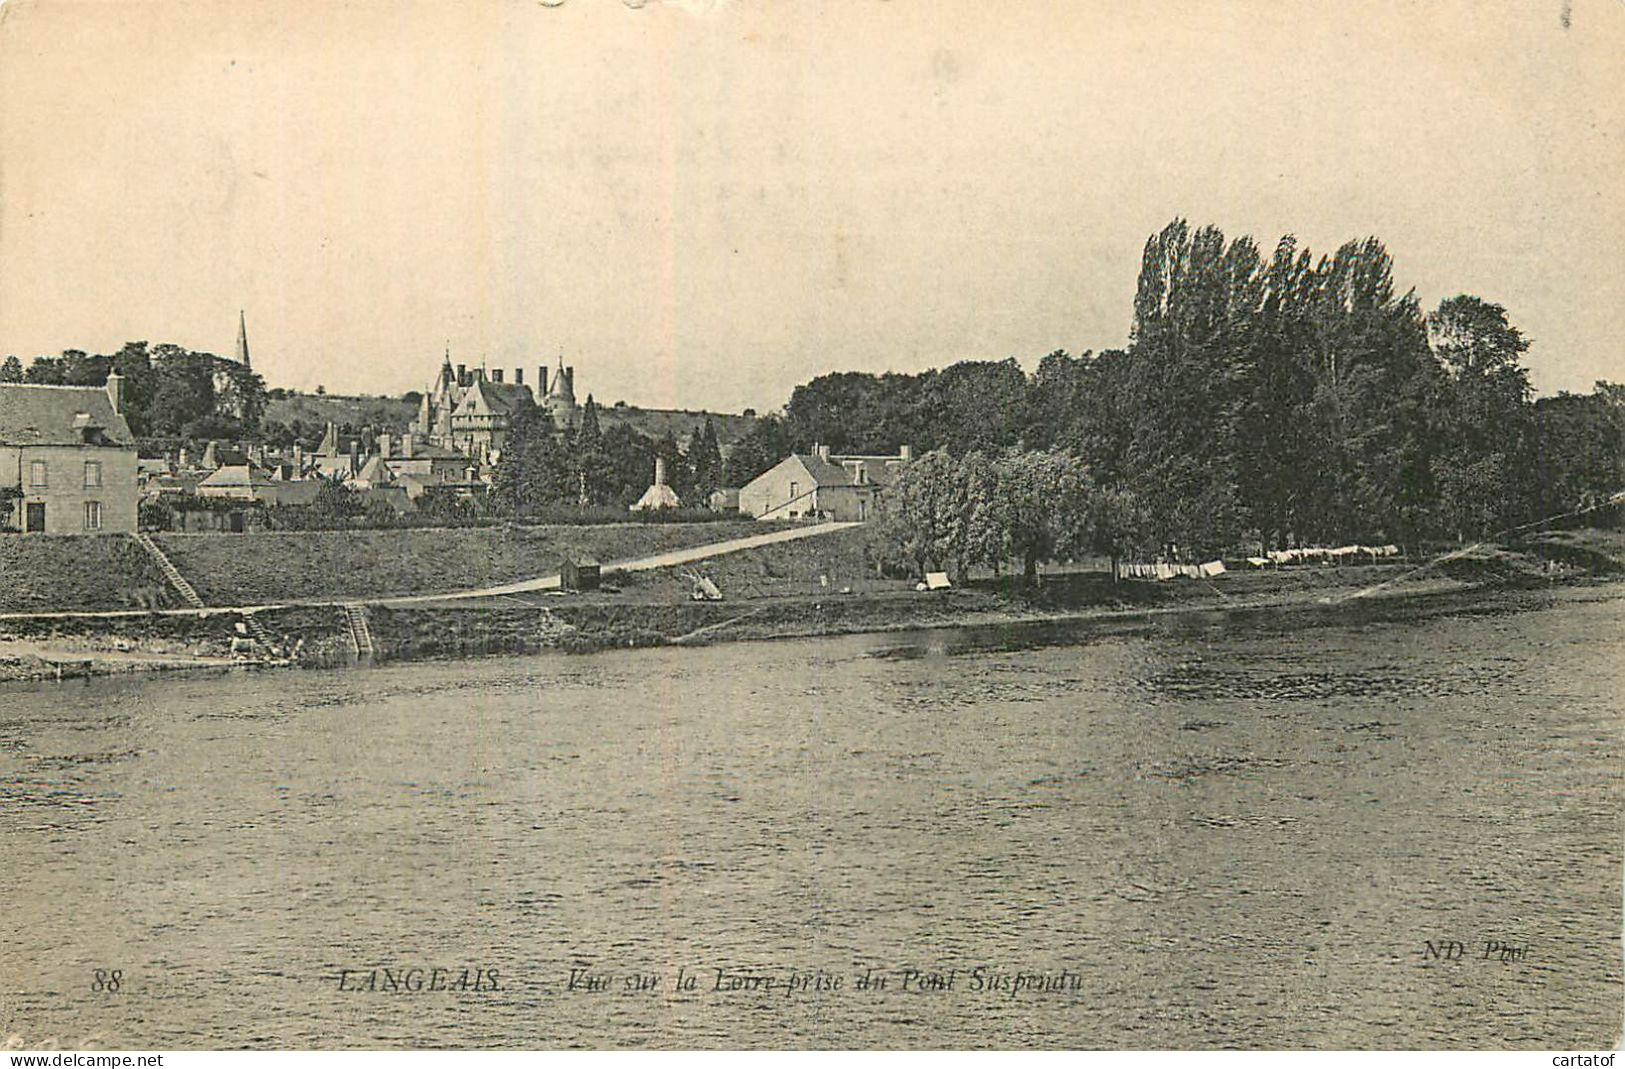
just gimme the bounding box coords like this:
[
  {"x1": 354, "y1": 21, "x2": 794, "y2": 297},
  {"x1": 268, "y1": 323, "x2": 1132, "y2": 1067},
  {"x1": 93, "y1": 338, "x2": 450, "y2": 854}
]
[
  {"x1": 490, "y1": 402, "x2": 566, "y2": 516},
  {"x1": 213, "y1": 360, "x2": 267, "y2": 431},
  {"x1": 416, "y1": 486, "x2": 477, "y2": 525},
  {"x1": 1429, "y1": 295, "x2": 1534, "y2": 537},
  {"x1": 916, "y1": 358, "x2": 1031, "y2": 454},
  {"x1": 786, "y1": 372, "x2": 885, "y2": 453},
  {"x1": 565, "y1": 395, "x2": 608, "y2": 507},
  {"x1": 1091, "y1": 486, "x2": 1150, "y2": 580},
  {"x1": 61, "y1": 350, "x2": 110, "y2": 385},
  {"x1": 875, "y1": 448, "x2": 968, "y2": 577},
  {"x1": 309, "y1": 472, "x2": 364, "y2": 524},
  {"x1": 0, "y1": 356, "x2": 21, "y2": 383},
  {"x1": 1532, "y1": 383, "x2": 1625, "y2": 518},
  {"x1": 1024, "y1": 350, "x2": 1091, "y2": 452},
  {"x1": 688, "y1": 419, "x2": 724, "y2": 500},
  {"x1": 654, "y1": 430, "x2": 695, "y2": 505},
  {"x1": 722, "y1": 414, "x2": 794, "y2": 487},
  {"x1": 145, "y1": 347, "x2": 218, "y2": 435},
  {"x1": 601, "y1": 423, "x2": 658, "y2": 506},
  {"x1": 1117, "y1": 220, "x2": 1254, "y2": 555},
  {"x1": 108, "y1": 342, "x2": 157, "y2": 435},
  {"x1": 992, "y1": 450, "x2": 1096, "y2": 581},
  {"x1": 23, "y1": 356, "x2": 66, "y2": 384},
  {"x1": 955, "y1": 450, "x2": 1006, "y2": 577}
]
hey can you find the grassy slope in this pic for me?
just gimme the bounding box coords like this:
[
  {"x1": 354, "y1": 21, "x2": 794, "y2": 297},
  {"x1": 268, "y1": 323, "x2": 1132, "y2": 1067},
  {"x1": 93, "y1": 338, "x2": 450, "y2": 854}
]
[
  {"x1": 598, "y1": 407, "x2": 757, "y2": 449},
  {"x1": 611, "y1": 523, "x2": 896, "y2": 601},
  {"x1": 151, "y1": 522, "x2": 760, "y2": 605},
  {"x1": 0, "y1": 535, "x2": 179, "y2": 614},
  {"x1": 6, "y1": 524, "x2": 1621, "y2": 624},
  {"x1": 264, "y1": 393, "x2": 418, "y2": 430}
]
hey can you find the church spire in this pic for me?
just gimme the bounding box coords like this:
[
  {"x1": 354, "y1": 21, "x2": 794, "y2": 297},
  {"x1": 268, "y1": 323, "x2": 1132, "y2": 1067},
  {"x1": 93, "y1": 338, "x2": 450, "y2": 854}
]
[{"x1": 235, "y1": 310, "x2": 251, "y2": 370}]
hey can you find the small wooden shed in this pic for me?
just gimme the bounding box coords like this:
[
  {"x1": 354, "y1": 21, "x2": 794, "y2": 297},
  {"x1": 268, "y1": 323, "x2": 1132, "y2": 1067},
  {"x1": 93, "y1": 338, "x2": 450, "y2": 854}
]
[{"x1": 559, "y1": 556, "x2": 601, "y2": 591}]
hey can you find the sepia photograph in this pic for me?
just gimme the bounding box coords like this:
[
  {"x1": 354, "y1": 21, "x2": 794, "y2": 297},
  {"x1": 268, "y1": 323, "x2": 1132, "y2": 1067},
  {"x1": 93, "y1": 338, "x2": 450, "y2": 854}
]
[{"x1": 0, "y1": 0, "x2": 1621, "y2": 1056}]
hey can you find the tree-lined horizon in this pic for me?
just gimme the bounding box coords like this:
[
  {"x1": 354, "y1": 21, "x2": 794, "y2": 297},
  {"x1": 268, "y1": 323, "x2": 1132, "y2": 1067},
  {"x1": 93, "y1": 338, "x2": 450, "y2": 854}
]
[
  {"x1": 737, "y1": 219, "x2": 1623, "y2": 567},
  {"x1": 6, "y1": 218, "x2": 1621, "y2": 556}
]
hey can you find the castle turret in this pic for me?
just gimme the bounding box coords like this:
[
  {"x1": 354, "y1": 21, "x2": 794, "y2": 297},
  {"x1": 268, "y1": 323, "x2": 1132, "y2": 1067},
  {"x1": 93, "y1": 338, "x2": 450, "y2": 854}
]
[{"x1": 545, "y1": 351, "x2": 578, "y2": 421}]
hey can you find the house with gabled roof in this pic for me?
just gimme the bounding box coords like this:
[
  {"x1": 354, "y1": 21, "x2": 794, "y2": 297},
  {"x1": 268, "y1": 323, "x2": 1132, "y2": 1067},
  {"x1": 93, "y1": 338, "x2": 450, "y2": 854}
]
[
  {"x1": 0, "y1": 373, "x2": 138, "y2": 535},
  {"x1": 737, "y1": 448, "x2": 876, "y2": 522},
  {"x1": 737, "y1": 444, "x2": 912, "y2": 522},
  {"x1": 196, "y1": 463, "x2": 321, "y2": 507}
]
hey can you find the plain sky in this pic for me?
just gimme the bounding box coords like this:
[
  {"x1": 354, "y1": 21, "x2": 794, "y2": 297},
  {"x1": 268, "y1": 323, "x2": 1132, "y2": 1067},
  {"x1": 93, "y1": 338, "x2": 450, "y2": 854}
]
[{"x1": 1, "y1": 0, "x2": 1621, "y2": 412}]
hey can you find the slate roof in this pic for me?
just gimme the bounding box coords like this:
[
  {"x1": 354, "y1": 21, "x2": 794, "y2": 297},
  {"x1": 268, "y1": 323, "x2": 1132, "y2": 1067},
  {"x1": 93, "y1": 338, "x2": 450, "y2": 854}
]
[
  {"x1": 0, "y1": 383, "x2": 135, "y2": 447},
  {"x1": 355, "y1": 455, "x2": 396, "y2": 485},
  {"x1": 456, "y1": 377, "x2": 533, "y2": 417},
  {"x1": 790, "y1": 453, "x2": 859, "y2": 487},
  {"x1": 198, "y1": 463, "x2": 277, "y2": 489}
]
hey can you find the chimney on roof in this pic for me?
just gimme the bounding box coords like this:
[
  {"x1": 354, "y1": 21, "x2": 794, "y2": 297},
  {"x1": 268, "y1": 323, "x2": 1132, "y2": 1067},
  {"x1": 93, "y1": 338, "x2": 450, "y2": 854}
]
[
  {"x1": 816, "y1": 443, "x2": 831, "y2": 461},
  {"x1": 403, "y1": 432, "x2": 416, "y2": 459},
  {"x1": 654, "y1": 456, "x2": 668, "y2": 487},
  {"x1": 538, "y1": 366, "x2": 548, "y2": 395},
  {"x1": 379, "y1": 432, "x2": 394, "y2": 459},
  {"x1": 348, "y1": 439, "x2": 360, "y2": 473},
  {"x1": 105, "y1": 369, "x2": 124, "y2": 413},
  {"x1": 513, "y1": 368, "x2": 523, "y2": 386},
  {"x1": 456, "y1": 363, "x2": 467, "y2": 387},
  {"x1": 492, "y1": 369, "x2": 503, "y2": 383},
  {"x1": 292, "y1": 443, "x2": 304, "y2": 473},
  {"x1": 898, "y1": 444, "x2": 912, "y2": 461}
]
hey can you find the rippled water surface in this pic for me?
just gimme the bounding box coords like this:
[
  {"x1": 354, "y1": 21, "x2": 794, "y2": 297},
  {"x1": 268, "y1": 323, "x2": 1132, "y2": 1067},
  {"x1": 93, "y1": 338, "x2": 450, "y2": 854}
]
[{"x1": 2, "y1": 586, "x2": 1621, "y2": 1048}]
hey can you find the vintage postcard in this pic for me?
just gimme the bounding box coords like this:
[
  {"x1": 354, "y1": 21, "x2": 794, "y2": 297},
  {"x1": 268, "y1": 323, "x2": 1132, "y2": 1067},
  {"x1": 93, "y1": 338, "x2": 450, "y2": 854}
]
[{"x1": 0, "y1": 0, "x2": 1621, "y2": 1056}]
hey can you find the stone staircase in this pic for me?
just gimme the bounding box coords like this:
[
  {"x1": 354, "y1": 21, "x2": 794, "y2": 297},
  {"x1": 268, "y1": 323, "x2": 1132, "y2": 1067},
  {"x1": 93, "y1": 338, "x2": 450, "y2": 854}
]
[
  {"x1": 130, "y1": 532, "x2": 205, "y2": 609},
  {"x1": 241, "y1": 612, "x2": 274, "y2": 647},
  {"x1": 343, "y1": 604, "x2": 375, "y2": 658}
]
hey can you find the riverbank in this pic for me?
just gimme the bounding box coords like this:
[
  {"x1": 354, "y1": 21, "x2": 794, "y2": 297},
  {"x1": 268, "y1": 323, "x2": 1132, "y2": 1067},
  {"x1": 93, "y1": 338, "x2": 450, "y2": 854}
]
[
  {"x1": 0, "y1": 521, "x2": 767, "y2": 614},
  {"x1": 3, "y1": 527, "x2": 1620, "y2": 684}
]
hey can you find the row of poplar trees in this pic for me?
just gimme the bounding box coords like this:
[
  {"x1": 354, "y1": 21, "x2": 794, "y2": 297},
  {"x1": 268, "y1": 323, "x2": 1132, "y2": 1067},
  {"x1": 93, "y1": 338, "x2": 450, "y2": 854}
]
[
  {"x1": 770, "y1": 219, "x2": 1621, "y2": 565},
  {"x1": 1079, "y1": 220, "x2": 1552, "y2": 554},
  {"x1": 891, "y1": 219, "x2": 1609, "y2": 564}
]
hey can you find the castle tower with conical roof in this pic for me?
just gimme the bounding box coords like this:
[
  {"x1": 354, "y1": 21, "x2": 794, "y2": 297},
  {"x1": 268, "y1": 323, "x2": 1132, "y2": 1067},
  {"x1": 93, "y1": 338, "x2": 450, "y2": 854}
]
[{"x1": 544, "y1": 350, "x2": 577, "y2": 423}]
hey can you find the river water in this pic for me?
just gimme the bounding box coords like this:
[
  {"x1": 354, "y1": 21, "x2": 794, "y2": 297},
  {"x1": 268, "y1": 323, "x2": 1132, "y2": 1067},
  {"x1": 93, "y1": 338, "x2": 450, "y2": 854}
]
[{"x1": 1, "y1": 585, "x2": 1620, "y2": 1049}]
